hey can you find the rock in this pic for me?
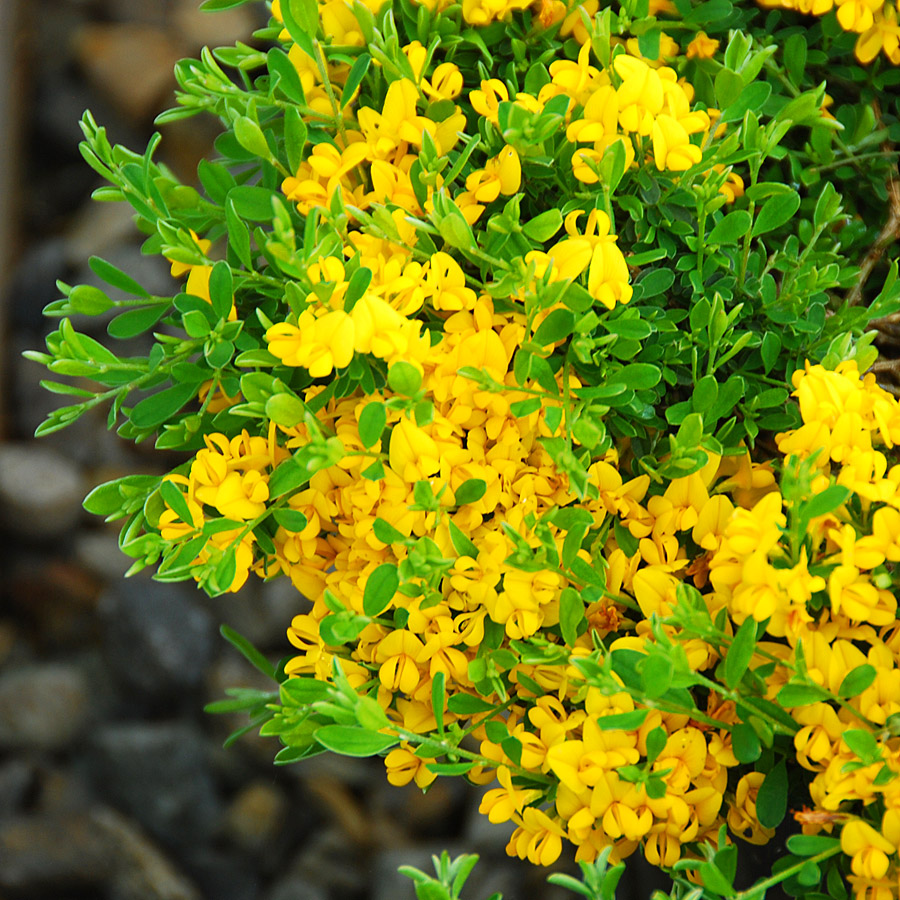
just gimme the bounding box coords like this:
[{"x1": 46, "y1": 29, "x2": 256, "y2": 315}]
[
  {"x1": 264, "y1": 877, "x2": 329, "y2": 900},
  {"x1": 281, "y1": 827, "x2": 370, "y2": 896},
  {"x1": 63, "y1": 198, "x2": 140, "y2": 269},
  {"x1": 4, "y1": 238, "x2": 68, "y2": 332},
  {"x1": 0, "y1": 807, "x2": 202, "y2": 900},
  {"x1": 172, "y1": 0, "x2": 258, "y2": 49},
  {"x1": 211, "y1": 575, "x2": 304, "y2": 650},
  {"x1": 0, "y1": 811, "x2": 109, "y2": 893},
  {"x1": 0, "y1": 662, "x2": 91, "y2": 750},
  {"x1": 0, "y1": 442, "x2": 86, "y2": 540},
  {"x1": 100, "y1": 576, "x2": 214, "y2": 697},
  {"x1": 92, "y1": 807, "x2": 203, "y2": 900},
  {"x1": 91, "y1": 721, "x2": 222, "y2": 846},
  {"x1": 224, "y1": 780, "x2": 288, "y2": 852},
  {"x1": 73, "y1": 23, "x2": 184, "y2": 122},
  {"x1": 0, "y1": 760, "x2": 34, "y2": 820},
  {"x1": 181, "y1": 848, "x2": 261, "y2": 900},
  {"x1": 75, "y1": 528, "x2": 134, "y2": 580}
]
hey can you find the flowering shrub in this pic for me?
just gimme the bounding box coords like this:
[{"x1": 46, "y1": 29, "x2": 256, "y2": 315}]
[{"x1": 28, "y1": 0, "x2": 900, "y2": 897}]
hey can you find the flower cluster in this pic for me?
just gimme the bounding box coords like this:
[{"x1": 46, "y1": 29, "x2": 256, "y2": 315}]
[
  {"x1": 38, "y1": 0, "x2": 900, "y2": 898},
  {"x1": 758, "y1": 0, "x2": 900, "y2": 64}
]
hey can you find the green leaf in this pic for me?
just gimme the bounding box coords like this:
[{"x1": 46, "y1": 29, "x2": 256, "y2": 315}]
[
  {"x1": 447, "y1": 693, "x2": 496, "y2": 715},
  {"x1": 708, "y1": 210, "x2": 752, "y2": 245},
  {"x1": 533, "y1": 309, "x2": 575, "y2": 346},
  {"x1": 786, "y1": 835, "x2": 840, "y2": 857},
  {"x1": 221, "y1": 625, "x2": 276, "y2": 681},
  {"x1": 226, "y1": 198, "x2": 252, "y2": 269},
  {"x1": 699, "y1": 861, "x2": 734, "y2": 897},
  {"x1": 724, "y1": 616, "x2": 757, "y2": 689},
  {"x1": 387, "y1": 360, "x2": 423, "y2": 396},
  {"x1": 363, "y1": 563, "x2": 400, "y2": 617},
  {"x1": 448, "y1": 520, "x2": 479, "y2": 558},
  {"x1": 803, "y1": 485, "x2": 851, "y2": 520},
  {"x1": 609, "y1": 363, "x2": 661, "y2": 390},
  {"x1": 130, "y1": 382, "x2": 199, "y2": 429},
  {"x1": 595, "y1": 709, "x2": 650, "y2": 730},
  {"x1": 776, "y1": 682, "x2": 830, "y2": 707},
  {"x1": 641, "y1": 654, "x2": 673, "y2": 700},
  {"x1": 107, "y1": 305, "x2": 167, "y2": 339},
  {"x1": 752, "y1": 191, "x2": 801, "y2": 237},
  {"x1": 268, "y1": 47, "x2": 306, "y2": 105},
  {"x1": 558, "y1": 587, "x2": 584, "y2": 647},
  {"x1": 784, "y1": 32, "x2": 807, "y2": 86},
  {"x1": 314, "y1": 725, "x2": 398, "y2": 757},
  {"x1": 843, "y1": 729, "x2": 880, "y2": 763},
  {"x1": 373, "y1": 518, "x2": 406, "y2": 544},
  {"x1": 731, "y1": 722, "x2": 761, "y2": 763},
  {"x1": 510, "y1": 398, "x2": 542, "y2": 417},
  {"x1": 340, "y1": 54, "x2": 371, "y2": 108},
  {"x1": 838, "y1": 664, "x2": 877, "y2": 699},
  {"x1": 89, "y1": 256, "x2": 150, "y2": 297},
  {"x1": 234, "y1": 116, "x2": 271, "y2": 159},
  {"x1": 714, "y1": 69, "x2": 745, "y2": 109},
  {"x1": 720, "y1": 81, "x2": 772, "y2": 122},
  {"x1": 69, "y1": 284, "x2": 113, "y2": 315},
  {"x1": 454, "y1": 478, "x2": 486, "y2": 505},
  {"x1": 272, "y1": 508, "x2": 309, "y2": 531},
  {"x1": 358, "y1": 402, "x2": 386, "y2": 448},
  {"x1": 201, "y1": 0, "x2": 256, "y2": 8},
  {"x1": 266, "y1": 393, "x2": 306, "y2": 427},
  {"x1": 208, "y1": 260, "x2": 233, "y2": 321},
  {"x1": 159, "y1": 479, "x2": 193, "y2": 527},
  {"x1": 523, "y1": 209, "x2": 563, "y2": 242},
  {"x1": 227, "y1": 185, "x2": 275, "y2": 222},
  {"x1": 756, "y1": 760, "x2": 787, "y2": 828}
]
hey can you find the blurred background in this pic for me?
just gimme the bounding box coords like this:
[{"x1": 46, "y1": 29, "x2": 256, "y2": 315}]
[{"x1": 0, "y1": 1, "x2": 600, "y2": 897}]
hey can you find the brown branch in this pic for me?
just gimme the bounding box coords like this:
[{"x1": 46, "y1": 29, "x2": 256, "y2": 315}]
[{"x1": 848, "y1": 146, "x2": 900, "y2": 307}]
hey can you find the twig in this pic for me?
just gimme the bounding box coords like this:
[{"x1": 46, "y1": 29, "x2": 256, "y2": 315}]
[{"x1": 848, "y1": 130, "x2": 900, "y2": 306}]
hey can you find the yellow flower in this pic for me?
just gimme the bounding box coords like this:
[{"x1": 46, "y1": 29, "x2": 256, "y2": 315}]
[
  {"x1": 856, "y1": 3, "x2": 900, "y2": 63},
  {"x1": 266, "y1": 310, "x2": 356, "y2": 376},
  {"x1": 836, "y1": 0, "x2": 884, "y2": 32},
  {"x1": 686, "y1": 32, "x2": 720, "y2": 59},
  {"x1": 389, "y1": 416, "x2": 441, "y2": 482},
  {"x1": 385, "y1": 744, "x2": 438, "y2": 788},
  {"x1": 652, "y1": 114, "x2": 703, "y2": 171},
  {"x1": 167, "y1": 229, "x2": 212, "y2": 278},
  {"x1": 841, "y1": 819, "x2": 896, "y2": 879}
]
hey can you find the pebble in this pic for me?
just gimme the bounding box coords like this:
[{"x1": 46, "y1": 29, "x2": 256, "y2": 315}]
[
  {"x1": 0, "y1": 662, "x2": 91, "y2": 750},
  {"x1": 73, "y1": 23, "x2": 184, "y2": 121},
  {"x1": 91, "y1": 721, "x2": 222, "y2": 846},
  {"x1": 0, "y1": 442, "x2": 86, "y2": 540},
  {"x1": 100, "y1": 576, "x2": 214, "y2": 697},
  {"x1": 225, "y1": 780, "x2": 288, "y2": 853},
  {"x1": 0, "y1": 807, "x2": 203, "y2": 900}
]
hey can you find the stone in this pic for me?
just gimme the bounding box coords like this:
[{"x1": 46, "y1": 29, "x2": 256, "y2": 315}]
[
  {"x1": 0, "y1": 807, "x2": 202, "y2": 900},
  {"x1": 181, "y1": 848, "x2": 261, "y2": 900},
  {"x1": 63, "y1": 198, "x2": 140, "y2": 269},
  {"x1": 73, "y1": 23, "x2": 184, "y2": 121},
  {"x1": 0, "y1": 442, "x2": 86, "y2": 540},
  {"x1": 92, "y1": 807, "x2": 203, "y2": 900},
  {"x1": 0, "y1": 662, "x2": 91, "y2": 750},
  {"x1": 0, "y1": 759, "x2": 34, "y2": 820},
  {"x1": 282, "y1": 827, "x2": 369, "y2": 896},
  {"x1": 91, "y1": 721, "x2": 222, "y2": 846},
  {"x1": 75, "y1": 528, "x2": 134, "y2": 579},
  {"x1": 172, "y1": 0, "x2": 259, "y2": 49},
  {"x1": 224, "y1": 780, "x2": 288, "y2": 852},
  {"x1": 211, "y1": 575, "x2": 305, "y2": 650},
  {"x1": 0, "y1": 811, "x2": 108, "y2": 893},
  {"x1": 100, "y1": 576, "x2": 214, "y2": 697},
  {"x1": 264, "y1": 877, "x2": 330, "y2": 900}
]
